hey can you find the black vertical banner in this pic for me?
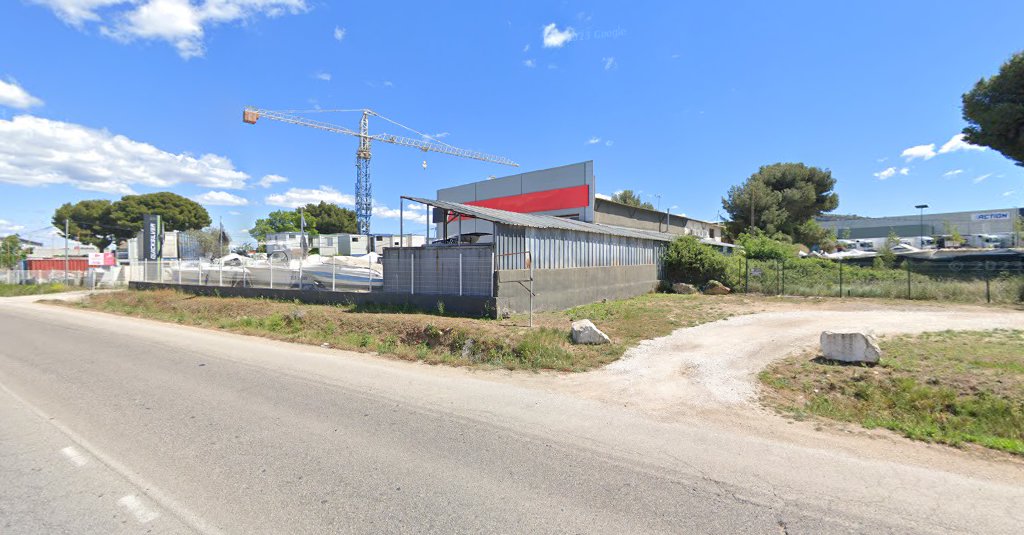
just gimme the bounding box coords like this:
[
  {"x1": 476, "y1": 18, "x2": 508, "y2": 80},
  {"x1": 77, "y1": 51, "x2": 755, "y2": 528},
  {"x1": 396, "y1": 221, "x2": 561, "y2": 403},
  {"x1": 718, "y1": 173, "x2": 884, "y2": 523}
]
[{"x1": 142, "y1": 214, "x2": 162, "y2": 261}]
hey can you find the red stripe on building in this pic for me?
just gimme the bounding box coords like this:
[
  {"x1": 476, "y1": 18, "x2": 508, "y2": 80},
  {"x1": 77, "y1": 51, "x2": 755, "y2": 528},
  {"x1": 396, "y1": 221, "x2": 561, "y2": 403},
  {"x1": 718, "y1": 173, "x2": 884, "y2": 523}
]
[{"x1": 465, "y1": 184, "x2": 590, "y2": 213}]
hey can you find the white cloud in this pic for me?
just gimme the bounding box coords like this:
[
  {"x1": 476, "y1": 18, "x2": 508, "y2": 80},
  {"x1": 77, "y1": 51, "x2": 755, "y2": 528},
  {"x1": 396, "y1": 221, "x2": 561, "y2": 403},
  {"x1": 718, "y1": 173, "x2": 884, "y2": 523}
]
[
  {"x1": 257, "y1": 174, "x2": 288, "y2": 188},
  {"x1": 194, "y1": 190, "x2": 249, "y2": 206},
  {"x1": 542, "y1": 22, "x2": 576, "y2": 48},
  {"x1": 605, "y1": 140, "x2": 614, "y2": 147},
  {"x1": 0, "y1": 78, "x2": 44, "y2": 109},
  {"x1": 602, "y1": 57, "x2": 617, "y2": 70},
  {"x1": 314, "y1": 71, "x2": 331, "y2": 81},
  {"x1": 972, "y1": 173, "x2": 993, "y2": 184},
  {"x1": 33, "y1": 0, "x2": 308, "y2": 59},
  {"x1": 333, "y1": 25, "x2": 345, "y2": 41},
  {"x1": 1003, "y1": 190, "x2": 1016, "y2": 197},
  {"x1": 27, "y1": 0, "x2": 127, "y2": 26},
  {"x1": 595, "y1": 192, "x2": 611, "y2": 200},
  {"x1": 873, "y1": 167, "x2": 898, "y2": 180},
  {"x1": 943, "y1": 169, "x2": 964, "y2": 177},
  {"x1": 373, "y1": 203, "x2": 426, "y2": 224},
  {"x1": 228, "y1": 210, "x2": 241, "y2": 216},
  {"x1": 900, "y1": 167, "x2": 909, "y2": 176},
  {"x1": 382, "y1": 80, "x2": 394, "y2": 88},
  {"x1": 900, "y1": 144, "x2": 937, "y2": 162},
  {"x1": 0, "y1": 114, "x2": 249, "y2": 194},
  {"x1": 587, "y1": 136, "x2": 601, "y2": 145},
  {"x1": 265, "y1": 186, "x2": 353, "y2": 208},
  {"x1": 522, "y1": 44, "x2": 529, "y2": 52},
  {"x1": 421, "y1": 132, "x2": 449, "y2": 142},
  {"x1": 0, "y1": 219, "x2": 26, "y2": 233},
  {"x1": 938, "y1": 133, "x2": 985, "y2": 155},
  {"x1": 523, "y1": 59, "x2": 536, "y2": 68}
]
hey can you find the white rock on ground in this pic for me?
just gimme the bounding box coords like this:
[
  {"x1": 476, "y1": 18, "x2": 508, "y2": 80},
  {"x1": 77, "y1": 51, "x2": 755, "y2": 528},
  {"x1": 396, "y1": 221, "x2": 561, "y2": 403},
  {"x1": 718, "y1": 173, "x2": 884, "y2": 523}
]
[
  {"x1": 571, "y1": 319, "x2": 611, "y2": 345},
  {"x1": 671, "y1": 282, "x2": 698, "y2": 294},
  {"x1": 820, "y1": 331, "x2": 882, "y2": 363}
]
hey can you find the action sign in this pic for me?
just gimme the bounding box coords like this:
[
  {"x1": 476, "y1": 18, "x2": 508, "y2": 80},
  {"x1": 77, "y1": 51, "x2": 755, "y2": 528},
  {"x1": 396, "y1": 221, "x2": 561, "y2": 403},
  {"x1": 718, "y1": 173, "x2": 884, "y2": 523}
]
[{"x1": 971, "y1": 211, "x2": 1010, "y2": 222}]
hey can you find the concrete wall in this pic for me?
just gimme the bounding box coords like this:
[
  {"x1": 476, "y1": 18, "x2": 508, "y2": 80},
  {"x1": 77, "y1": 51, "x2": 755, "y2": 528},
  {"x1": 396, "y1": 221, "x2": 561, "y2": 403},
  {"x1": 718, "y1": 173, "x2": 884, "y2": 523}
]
[
  {"x1": 495, "y1": 264, "x2": 660, "y2": 314},
  {"x1": 593, "y1": 198, "x2": 722, "y2": 240},
  {"x1": 130, "y1": 282, "x2": 495, "y2": 317}
]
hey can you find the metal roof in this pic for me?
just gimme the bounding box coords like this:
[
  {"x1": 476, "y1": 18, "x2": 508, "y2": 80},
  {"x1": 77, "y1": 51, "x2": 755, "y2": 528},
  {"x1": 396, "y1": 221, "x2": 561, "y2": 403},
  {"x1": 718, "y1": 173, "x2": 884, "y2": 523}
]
[{"x1": 404, "y1": 196, "x2": 679, "y2": 242}]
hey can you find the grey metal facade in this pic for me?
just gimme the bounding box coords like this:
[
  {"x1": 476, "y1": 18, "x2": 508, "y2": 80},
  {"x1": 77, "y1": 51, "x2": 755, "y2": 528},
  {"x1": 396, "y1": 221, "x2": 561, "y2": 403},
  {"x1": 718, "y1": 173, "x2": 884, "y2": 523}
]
[
  {"x1": 818, "y1": 208, "x2": 1023, "y2": 239},
  {"x1": 492, "y1": 224, "x2": 665, "y2": 271},
  {"x1": 382, "y1": 245, "x2": 494, "y2": 297}
]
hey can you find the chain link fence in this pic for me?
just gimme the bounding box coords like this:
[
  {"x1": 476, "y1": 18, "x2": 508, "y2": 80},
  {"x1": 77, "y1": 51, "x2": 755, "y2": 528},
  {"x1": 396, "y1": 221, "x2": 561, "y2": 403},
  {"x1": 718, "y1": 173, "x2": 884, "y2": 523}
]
[{"x1": 733, "y1": 256, "x2": 1024, "y2": 304}]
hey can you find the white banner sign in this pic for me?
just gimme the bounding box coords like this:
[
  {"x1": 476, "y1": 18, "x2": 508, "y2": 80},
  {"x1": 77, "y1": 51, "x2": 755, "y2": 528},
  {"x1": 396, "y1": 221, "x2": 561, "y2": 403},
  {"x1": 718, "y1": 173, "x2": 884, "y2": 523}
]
[{"x1": 971, "y1": 211, "x2": 1010, "y2": 222}]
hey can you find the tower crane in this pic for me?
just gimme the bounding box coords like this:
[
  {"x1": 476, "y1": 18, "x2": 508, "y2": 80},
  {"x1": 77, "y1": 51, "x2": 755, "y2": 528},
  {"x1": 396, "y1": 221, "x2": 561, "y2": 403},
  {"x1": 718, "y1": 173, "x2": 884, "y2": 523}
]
[{"x1": 242, "y1": 107, "x2": 518, "y2": 235}]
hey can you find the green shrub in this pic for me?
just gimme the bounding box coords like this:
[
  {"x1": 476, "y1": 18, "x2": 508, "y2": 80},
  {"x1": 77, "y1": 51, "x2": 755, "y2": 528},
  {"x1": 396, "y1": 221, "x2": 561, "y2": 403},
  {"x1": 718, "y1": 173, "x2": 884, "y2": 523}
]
[
  {"x1": 736, "y1": 231, "x2": 793, "y2": 261},
  {"x1": 663, "y1": 235, "x2": 729, "y2": 285}
]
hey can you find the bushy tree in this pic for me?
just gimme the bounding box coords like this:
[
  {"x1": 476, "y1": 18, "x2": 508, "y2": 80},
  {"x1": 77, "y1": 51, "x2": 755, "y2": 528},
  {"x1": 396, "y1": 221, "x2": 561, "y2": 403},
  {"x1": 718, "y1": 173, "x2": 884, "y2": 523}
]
[
  {"x1": 1, "y1": 234, "x2": 26, "y2": 269},
  {"x1": 53, "y1": 193, "x2": 211, "y2": 249},
  {"x1": 722, "y1": 163, "x2": 839, "y2": 245},
  {"x1": 249, "y1": 210, "x2": 319, "y2": 243},
  {"x1": 611, "y1": 190, "x2": 655, "y2": 210},
  {"x1": 663, "y1": 235, "x2": 729, "y2": 285},
  {"x1": 52, "y1": 199, "x2": 115, "y2": 250},
  {"x1": 736, "y1": 231, "x2": 794, "y2": 261},
  {"x1": 303, "y1": 201, "x2": 357, "y2": 234},
  {"x1": 107, "y1": 192, "x2": 211, "y2": 241},
  {"x1": 962, "y1": 50, "x2": 1024, "y2": 167}
]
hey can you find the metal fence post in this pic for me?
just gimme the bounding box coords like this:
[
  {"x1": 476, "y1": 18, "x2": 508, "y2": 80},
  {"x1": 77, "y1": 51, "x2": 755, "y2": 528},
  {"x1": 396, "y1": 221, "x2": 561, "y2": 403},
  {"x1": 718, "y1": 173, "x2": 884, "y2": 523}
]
[
  {"x1": 781, "y1": 260, "x2": 786, "y2": 295},
  {"x1": 986, "y1": 270, "x2": 991, "y2": 304},
  {"x1": 906, "y1": 259, "x2": 911, "y2": 300},
  {"x1": 177, "y1": 260, "x2": 182, "y2": 285},
  {"x1": 838, "y1": 258, "x2": 843, "y2": 298},
  {"x1": 459, "y1": 252, "x2": 463, "y2": 296},
  {"x1": 490, "y1": 251, "x2": 495, "y2": 297},
  {"x1": 332, "y1": 258, "x2": 336, "y2": 292},
  {"x1": 744, "y1": 254, "x2": 749, "y2": 293},
  {"x1": 270, "y1": 260, "x2": 274, "y2": 289},
  {"x1": 198, "y1": 262, "x2": 203, "y2": 285},
  {"x1": 410, "y1": 254, "x2": 415, "y2": 295}
]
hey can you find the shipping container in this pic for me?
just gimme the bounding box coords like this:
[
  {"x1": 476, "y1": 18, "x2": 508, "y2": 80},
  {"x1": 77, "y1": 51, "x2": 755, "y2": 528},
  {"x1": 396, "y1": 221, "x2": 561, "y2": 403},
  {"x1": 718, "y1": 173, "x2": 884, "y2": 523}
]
[{"x1": 23, "y1": 258, "x2": 90, "y2": 271}]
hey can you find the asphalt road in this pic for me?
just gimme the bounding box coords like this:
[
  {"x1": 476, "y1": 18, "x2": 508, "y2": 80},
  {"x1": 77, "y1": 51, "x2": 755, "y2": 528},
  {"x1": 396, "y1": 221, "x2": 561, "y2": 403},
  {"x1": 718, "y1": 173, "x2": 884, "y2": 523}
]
[{"x1": 1, "y1": 298, "x2": 1022, "y2": 534}]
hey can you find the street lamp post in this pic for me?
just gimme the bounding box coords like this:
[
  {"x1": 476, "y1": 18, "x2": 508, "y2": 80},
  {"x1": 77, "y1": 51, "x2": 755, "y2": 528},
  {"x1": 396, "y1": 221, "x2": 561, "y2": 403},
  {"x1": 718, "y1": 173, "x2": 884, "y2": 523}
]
[{"x1": 915, "y1": 204, "x2": 929, "y2": 247}]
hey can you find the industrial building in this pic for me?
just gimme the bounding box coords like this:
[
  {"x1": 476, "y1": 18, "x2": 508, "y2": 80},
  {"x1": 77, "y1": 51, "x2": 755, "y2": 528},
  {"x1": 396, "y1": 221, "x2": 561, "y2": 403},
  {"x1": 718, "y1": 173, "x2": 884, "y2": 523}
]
[
  {"x1": 436, "y1": 160, "x2": 725, "y2": 243},
  {"x1": 385, "y1": 196, "x2": 677, "y2": 314},
  {"x1": 818, "y1": 208, "x2": 1023, "y2": 247}
]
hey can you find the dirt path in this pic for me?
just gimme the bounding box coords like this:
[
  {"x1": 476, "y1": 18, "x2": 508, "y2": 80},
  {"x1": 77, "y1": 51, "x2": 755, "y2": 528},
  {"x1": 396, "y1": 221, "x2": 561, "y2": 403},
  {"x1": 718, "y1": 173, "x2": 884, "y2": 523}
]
[{"x1": 527, "y1": 304, "x2": 1024, "y2": 414}]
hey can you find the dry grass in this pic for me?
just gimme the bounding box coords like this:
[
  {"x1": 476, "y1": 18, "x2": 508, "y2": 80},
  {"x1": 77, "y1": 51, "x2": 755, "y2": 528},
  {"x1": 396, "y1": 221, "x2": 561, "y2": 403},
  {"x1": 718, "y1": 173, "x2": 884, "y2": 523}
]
[
  {"x1": 761, "y1": 330, "x2": 1024, "y2": 455},
  {"x1": 63, "y1": 289, "x2": 742, "y2": 371},
  {"x1": 0, "y1": 282, "x2": 72, "y2": 297}
]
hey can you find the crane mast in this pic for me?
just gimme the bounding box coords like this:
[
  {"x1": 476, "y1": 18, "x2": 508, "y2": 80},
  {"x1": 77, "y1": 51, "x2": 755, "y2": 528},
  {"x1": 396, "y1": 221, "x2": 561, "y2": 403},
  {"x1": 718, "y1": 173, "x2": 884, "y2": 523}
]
[{"x1": 243, "y1": 106, "x2": 517, "y2": 235}]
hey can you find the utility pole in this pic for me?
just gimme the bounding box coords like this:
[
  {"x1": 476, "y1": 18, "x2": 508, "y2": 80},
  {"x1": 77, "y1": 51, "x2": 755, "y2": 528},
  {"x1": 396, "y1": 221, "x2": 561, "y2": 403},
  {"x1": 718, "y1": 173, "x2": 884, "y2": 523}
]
[
  {"x1": 915, "y1": 204, "x2": 929, "y2": 247},
  {"x1": 64, "y1": 218, "x2": 69, "y2": 284}
]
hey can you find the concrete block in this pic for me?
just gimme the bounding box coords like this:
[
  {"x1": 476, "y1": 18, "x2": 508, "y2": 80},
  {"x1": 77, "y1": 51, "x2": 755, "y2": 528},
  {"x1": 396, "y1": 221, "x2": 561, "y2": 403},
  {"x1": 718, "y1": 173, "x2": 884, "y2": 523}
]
[
  {"x1": 571, "y1": 319, "x2": 611, "y2": 345},
  {"x1": 820, "y1": 331, "x2": 882, "y2": 363}
]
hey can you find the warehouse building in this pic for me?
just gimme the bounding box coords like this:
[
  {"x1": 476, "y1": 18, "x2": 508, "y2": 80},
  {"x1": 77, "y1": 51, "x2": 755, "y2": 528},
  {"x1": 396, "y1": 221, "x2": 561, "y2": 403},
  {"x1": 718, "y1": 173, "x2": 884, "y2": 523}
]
[
  {"x1": 818, "y1": 208, "x2": 1023, "y2": 245},
  {"x1": 384, "y1": 197, "x2": 675, "y2": 314},
  {"x1": 436, "y1": 160, "x2": 725, "y2": 243}
]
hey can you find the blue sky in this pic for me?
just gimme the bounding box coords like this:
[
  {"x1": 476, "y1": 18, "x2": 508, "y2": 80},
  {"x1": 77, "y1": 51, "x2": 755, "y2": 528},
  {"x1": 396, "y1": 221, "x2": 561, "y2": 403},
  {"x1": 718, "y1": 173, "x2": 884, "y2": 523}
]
[{"x1": 1, "y1": 0, "x2": 1022, "y2": 247}]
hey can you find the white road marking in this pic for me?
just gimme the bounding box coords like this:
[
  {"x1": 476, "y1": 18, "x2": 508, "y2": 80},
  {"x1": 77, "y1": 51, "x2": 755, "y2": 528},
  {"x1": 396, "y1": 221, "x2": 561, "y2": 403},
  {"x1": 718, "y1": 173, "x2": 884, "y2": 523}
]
[
  {"x1": 60, "y1": 446, "x2": 88, "y2": 466},
  {"x1": 118, "y1": 494, "x2": 161, "y2": 524}
]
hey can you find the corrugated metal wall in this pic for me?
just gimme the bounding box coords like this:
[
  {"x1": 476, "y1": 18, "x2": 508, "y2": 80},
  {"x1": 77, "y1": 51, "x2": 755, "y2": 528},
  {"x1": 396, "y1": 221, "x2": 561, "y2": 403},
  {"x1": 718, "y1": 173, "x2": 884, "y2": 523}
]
[
  {"x1": 494, "y1": 224, "x2": 665, "y2": 271},
  {"x1": 382, "y1": 245, "x2": 494, "y2": 296}
]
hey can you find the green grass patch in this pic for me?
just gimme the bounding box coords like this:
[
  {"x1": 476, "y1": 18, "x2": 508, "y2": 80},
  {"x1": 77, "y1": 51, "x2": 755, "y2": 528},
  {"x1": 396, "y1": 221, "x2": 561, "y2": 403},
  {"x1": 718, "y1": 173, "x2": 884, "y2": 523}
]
[
  {"x1": 760, "y1": 329, "x2": 1024, "y2": 455},
  {"x1": 0, "y1": 282, "x2": 74, "y2": 297},
  {"x1": 60, "y1": 288, "x2": 740, "y2": 372}
]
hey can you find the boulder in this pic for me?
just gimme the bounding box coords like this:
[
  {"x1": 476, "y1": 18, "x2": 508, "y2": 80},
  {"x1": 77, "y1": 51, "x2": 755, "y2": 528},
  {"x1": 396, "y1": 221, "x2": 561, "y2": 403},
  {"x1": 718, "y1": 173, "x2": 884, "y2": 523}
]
[
  {"x1": 703, "y1": 280, "x2": 731, "y2": 295},
  {"x1": 671, "y1": 282, "x2": 698, "y2": 294},
  {"x1": 820, "y1": 331, "x2": 882, "y2": 363},
  {"x1": 570, "y1": 319, "x2": 611, "y2": 345}
]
